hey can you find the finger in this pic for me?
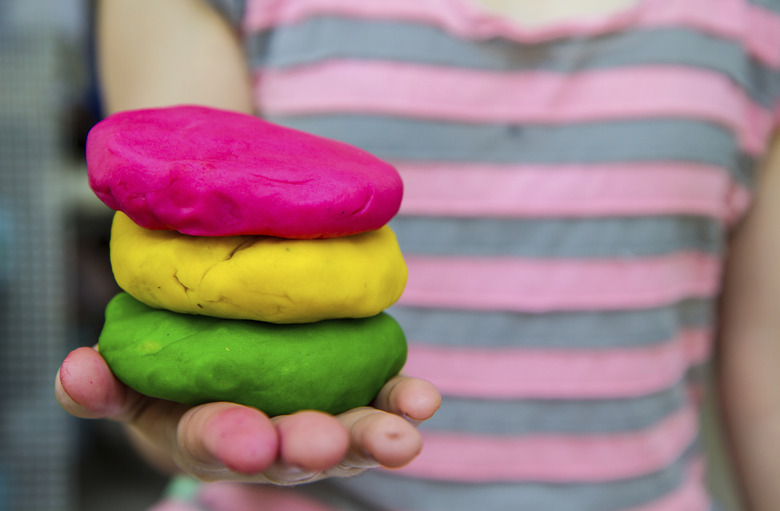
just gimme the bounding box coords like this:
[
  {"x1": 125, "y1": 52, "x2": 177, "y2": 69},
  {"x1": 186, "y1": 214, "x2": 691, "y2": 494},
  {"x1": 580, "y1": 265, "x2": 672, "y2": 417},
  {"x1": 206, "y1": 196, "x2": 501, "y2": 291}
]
[
  {"x1": 373, "y1": 375, "x2": 442, "y2": 423},
  {"x1": 57, "y1": 346, "x2": 195, "y2": 474},
  {"x1": 337, "y1": 407, "x2": 423, "y2": 470},
  {"x1": 255, "y1": 411, "x2": 350, "y2": 485},
  {"x1": 57, "y1": 346, "x2": 186, "y2": 431},
  {"x1": 56, "y1": 346, "x2": 130, "y2": 419},
  {"x1": 176, "y1": 402, "x2": 279, "y2": 480},
  {"x1": 274, "y1": 410, "x2": 349, "y2": 471}
]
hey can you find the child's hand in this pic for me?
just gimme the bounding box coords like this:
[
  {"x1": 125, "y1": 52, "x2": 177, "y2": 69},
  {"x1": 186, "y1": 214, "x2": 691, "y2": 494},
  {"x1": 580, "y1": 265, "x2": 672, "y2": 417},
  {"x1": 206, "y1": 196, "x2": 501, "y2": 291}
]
[{"x1": 55, "y1": 346, "x2": 440, "y2": 485}]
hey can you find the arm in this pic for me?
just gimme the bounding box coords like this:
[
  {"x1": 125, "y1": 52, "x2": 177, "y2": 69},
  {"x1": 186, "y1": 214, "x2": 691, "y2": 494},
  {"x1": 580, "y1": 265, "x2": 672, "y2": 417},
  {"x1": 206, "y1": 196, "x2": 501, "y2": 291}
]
[
  {"x1": 96, "y1": 0, "x2": 254, "y2": 114},
  {"x1": 58, "y1": 0, "x2": 440, "y2": 483},
  {"x1": 717, "y1": 131, "x2": 780, "y2": 510}
]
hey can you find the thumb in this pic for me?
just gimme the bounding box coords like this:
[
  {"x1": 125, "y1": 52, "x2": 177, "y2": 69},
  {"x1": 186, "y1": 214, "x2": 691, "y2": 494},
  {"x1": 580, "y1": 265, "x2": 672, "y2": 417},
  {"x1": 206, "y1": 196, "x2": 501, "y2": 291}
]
[{"x1": 55, "y1": 346, "x2": 130, "y2": 419}]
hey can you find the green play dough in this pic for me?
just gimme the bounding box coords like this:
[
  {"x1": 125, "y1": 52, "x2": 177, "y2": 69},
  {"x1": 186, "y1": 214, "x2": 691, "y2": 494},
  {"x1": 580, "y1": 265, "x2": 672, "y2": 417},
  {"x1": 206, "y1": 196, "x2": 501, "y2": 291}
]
[{"x1": 98, "y1": 293, "x2": 407, "y2": 416}]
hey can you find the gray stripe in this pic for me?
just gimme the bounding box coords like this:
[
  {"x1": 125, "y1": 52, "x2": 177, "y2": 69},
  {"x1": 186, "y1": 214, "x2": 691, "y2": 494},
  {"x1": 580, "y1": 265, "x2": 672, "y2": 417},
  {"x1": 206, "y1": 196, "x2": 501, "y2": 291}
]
[
  {"x1": 748, "y1": 0, "x2": 780, "y2": 14},
  {"x1": 315, "y1": 450, "x2": 696, "y2": 511},
  {"x1": 388, "y1": 298, "x2": 714, "y2": 349},
  {"x1": 424, "y1": 382, "x2": 688, "y2": 435},
  {"x1": 248, "y1": 18, "x2": 780, "y2": 107},
  {"x1": 265, "y1": 115, "x2": 754, "y2": 187},
  {"x1": 390, "y1": 216, "x2": 725, "y2": 258},
  {"x1": 687, "y1": 360, "x2": 712, "y2": 387}
]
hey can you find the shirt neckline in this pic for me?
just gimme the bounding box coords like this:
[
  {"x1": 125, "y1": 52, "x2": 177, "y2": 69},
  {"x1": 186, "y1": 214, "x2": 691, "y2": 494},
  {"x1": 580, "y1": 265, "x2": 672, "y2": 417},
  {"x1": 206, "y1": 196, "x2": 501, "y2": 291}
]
[{"x1": 445, "y1": 0, "x2": 652, "y2": 41}]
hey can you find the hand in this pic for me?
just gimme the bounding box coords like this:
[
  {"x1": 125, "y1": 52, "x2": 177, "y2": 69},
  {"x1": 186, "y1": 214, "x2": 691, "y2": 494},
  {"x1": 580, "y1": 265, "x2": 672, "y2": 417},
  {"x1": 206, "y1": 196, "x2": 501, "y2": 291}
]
[{"x1": 55, "y1": 346, "x2": 440, "y2": 485}]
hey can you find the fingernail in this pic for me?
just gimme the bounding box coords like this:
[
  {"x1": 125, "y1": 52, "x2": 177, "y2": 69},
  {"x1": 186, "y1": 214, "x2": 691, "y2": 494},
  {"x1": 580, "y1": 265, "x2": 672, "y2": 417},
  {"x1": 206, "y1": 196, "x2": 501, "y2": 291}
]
[
  {"x1": 276, "y1": 465, "x2": 319, "y2": 483},
  {"x1": 354, "y1": 450, "x2": 380, "y2": 469},
  {"x1": 402, "y1": 413, "x2": 422, "y2": 427}
]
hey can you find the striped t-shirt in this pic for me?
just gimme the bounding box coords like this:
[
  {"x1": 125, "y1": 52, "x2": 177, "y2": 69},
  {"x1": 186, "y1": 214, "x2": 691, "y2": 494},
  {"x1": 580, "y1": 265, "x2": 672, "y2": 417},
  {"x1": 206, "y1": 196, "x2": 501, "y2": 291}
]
[{"x1": 162, "y1": 1, "x2": 780, "y2": 510}]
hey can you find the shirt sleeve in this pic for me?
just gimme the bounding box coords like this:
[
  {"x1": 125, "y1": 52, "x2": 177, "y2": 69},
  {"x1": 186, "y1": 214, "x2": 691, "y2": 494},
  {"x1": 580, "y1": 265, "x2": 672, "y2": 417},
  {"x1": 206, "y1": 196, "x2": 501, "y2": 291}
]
[{"x1": 203, "y1": 0, "x2": 246, "y2": 30}]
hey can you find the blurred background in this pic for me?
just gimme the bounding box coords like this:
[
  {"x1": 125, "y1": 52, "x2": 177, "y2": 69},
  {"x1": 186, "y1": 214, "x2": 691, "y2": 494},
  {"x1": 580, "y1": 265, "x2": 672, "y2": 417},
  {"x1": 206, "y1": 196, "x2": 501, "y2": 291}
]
[
  {"x1": 0, "y1": 0, "x2": 168, "y2": 509},
  {"x1": 0, "y1": 0, "x2": 745, "y2": 509}
]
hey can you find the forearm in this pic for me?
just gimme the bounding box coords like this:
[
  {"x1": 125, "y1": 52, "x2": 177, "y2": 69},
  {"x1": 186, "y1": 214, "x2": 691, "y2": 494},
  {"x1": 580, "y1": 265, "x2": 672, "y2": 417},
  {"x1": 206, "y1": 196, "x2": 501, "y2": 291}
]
[
  {"x1": 717, "y1": 326, "x2": 780, "y2": 511},
  {"x1": 716, "y1": 133, "x2": 780, "y2": 511}
]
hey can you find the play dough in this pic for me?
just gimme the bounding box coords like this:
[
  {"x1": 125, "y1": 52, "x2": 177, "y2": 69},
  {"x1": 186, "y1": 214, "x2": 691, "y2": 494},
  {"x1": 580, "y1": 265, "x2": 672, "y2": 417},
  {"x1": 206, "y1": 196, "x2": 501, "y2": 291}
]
[
  {"x1": 87, "y1": 105, "x2": 403, "y2": 238},
  {"x1": 88, "y1": 105, "x2": 410, "y2": 416},
  {"x1": 110, "y1": 211, "x2": 407, "y2": 323},
  {"x1": 98, "y1": 293, "x2": 408, "y2": 416}
]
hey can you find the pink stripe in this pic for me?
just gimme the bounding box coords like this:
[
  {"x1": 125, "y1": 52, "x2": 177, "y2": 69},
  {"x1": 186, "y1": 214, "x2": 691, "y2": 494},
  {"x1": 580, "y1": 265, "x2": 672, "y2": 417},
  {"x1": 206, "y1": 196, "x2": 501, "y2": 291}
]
[
  {"x1": 687, "y1": 383, "x2": 707, "y2": 409},
  {"x1": 245, "y1": 0, "x2": 780, "y2": 66},
  {"x1": 148, "y1": 502, "x2": 202, "y2": 511},
  {"x1": 776, "y1": 102, "x2": 780, "y2": 127},
  {"x1": 400, "y1": 253, "x2": 721, "y2": 312},
  {"x1": 395, "y1": 162, "x2": 744, "y2": 222},
  {"x1": 726, "y1": 184, "x2": 753, "y2": 226},
  {"x1": 199, "y1": 483, "x2": 335, "y2": 511},
  {"x1": 688, "y1": 455, "x2": 706, "y2": 481},
  {"x1": 394, "y1": 405, "x2": 698, "y2": 481},
  {"x1": 403, "y1": 328, "x2": 712, "y2": 398},
  {"x1": 257, "y1": 62, "x2": 773, "y2": 155}
]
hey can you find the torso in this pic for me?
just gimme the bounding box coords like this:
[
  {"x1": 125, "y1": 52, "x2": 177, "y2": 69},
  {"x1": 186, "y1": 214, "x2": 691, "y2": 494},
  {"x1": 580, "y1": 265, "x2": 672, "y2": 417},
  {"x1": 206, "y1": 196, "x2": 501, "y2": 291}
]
[{"x1": 194, "y1": 1, "x2": 780, "y2": 509}]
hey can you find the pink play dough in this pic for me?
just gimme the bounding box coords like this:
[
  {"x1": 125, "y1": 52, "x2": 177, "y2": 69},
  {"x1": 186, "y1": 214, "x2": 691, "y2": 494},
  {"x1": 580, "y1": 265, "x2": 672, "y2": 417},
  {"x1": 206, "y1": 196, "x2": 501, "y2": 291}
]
[{"x1": 86, "y1": 105, "x2": 403, "y2": 238}]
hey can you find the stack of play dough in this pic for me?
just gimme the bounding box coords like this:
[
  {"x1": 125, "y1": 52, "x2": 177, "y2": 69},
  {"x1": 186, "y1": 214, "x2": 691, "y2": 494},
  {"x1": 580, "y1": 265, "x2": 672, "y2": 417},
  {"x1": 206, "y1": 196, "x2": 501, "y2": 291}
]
[{"x1": 87, "y1": 105, "x2": 408, "y2": 417}]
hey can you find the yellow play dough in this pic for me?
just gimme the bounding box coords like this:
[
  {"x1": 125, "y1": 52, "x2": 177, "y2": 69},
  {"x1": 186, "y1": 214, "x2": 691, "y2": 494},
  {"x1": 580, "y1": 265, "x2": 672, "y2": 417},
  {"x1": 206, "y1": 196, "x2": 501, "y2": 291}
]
[{"x1": 110, "y1": 212, "x2": 407, "y2": 324}]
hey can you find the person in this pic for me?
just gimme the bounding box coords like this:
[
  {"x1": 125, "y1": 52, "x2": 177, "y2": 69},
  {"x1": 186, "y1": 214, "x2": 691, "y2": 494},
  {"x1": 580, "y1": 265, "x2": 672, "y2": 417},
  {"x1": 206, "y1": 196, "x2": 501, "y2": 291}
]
[{"x1": 56, "y1": 0, "x2": 780, "y2": 509}]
